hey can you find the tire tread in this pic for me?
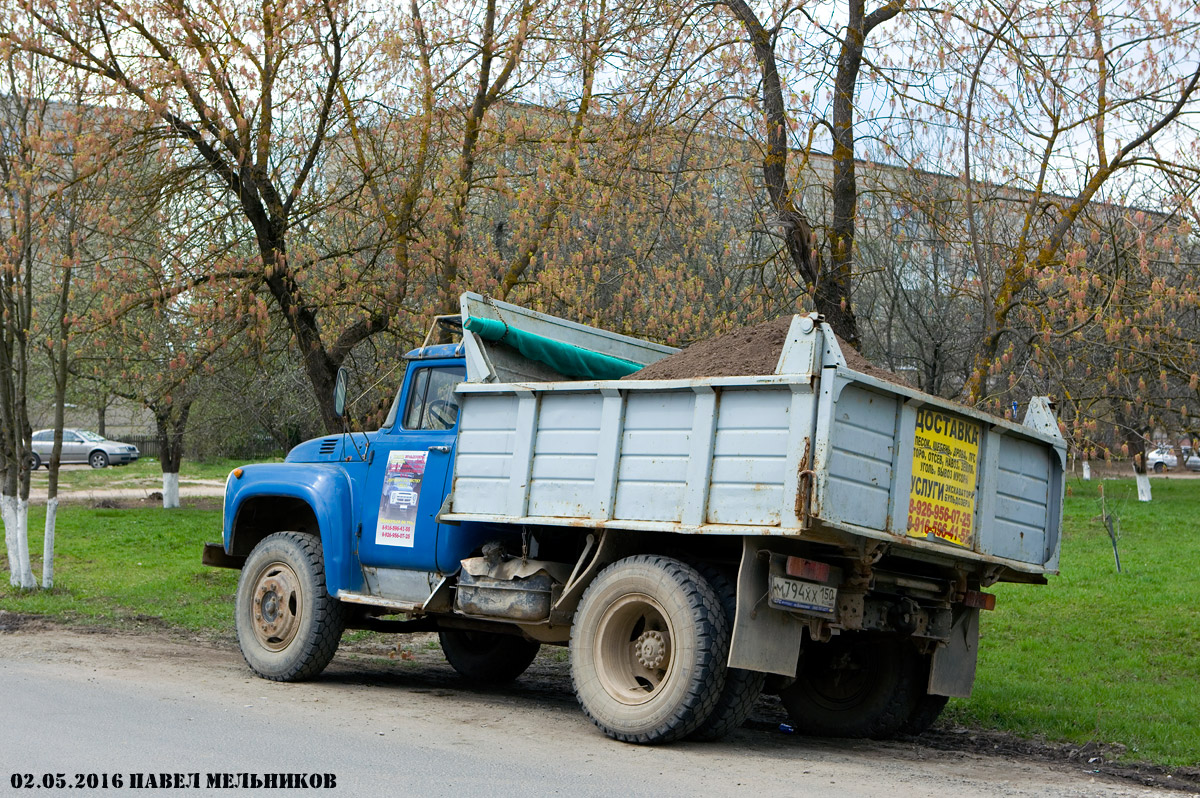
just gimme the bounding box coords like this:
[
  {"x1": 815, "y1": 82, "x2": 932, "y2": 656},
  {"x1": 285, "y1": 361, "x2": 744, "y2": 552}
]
[
  {"x1": 236, "y1": 531, "x2": 344, "y2": 682},
  {"x1": 572, "y1": 554, "x2": 729, "y2": 744},
  {"x1": 685, "y1": 563, "x2": 765, "y2": 742}
]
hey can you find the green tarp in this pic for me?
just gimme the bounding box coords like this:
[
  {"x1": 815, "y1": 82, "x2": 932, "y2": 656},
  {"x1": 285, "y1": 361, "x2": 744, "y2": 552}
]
[{"x1": 464, "y1": 316, "x2": 644, "y2": 380}]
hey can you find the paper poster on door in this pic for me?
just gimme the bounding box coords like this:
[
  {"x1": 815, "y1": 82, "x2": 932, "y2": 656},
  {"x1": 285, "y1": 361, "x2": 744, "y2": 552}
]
[{"x1": 375, "y1": 450, "x2": 428, "y2": 547}]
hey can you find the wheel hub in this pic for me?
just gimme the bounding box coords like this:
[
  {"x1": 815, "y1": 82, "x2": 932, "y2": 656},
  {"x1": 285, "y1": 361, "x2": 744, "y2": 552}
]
[
  {"x1": 635, "y1": 630, "x2": 666, "y2": 670},
  {"x1": 592, "y1": 593, "x2": 676, "y2": 706},
  {"x1": 251, "y1": 564, "x2": 303, "y2": 651}
]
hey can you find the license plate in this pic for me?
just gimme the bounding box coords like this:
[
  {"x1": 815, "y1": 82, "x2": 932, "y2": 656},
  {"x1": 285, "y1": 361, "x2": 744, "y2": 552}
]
[{"x1": 769, "y1": 575, "x2": 837, "y2": 614}]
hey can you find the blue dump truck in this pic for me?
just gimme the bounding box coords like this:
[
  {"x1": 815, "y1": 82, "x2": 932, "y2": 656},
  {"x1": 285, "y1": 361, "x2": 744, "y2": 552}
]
[{"x1": 205, "y1": 293, "x2": 1065, "y2": 744}]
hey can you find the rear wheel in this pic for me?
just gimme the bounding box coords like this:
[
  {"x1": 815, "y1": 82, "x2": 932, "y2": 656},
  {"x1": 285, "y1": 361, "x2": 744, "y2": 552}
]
[
  {"x1": 779, "y1": 634, "x2": 920, "y2": 739},
  {"x1": 438, "y1": 628, "x2": 540, "y2": 685},
  {"x1": 89, "y1": 450, "x2": 109, "y2": 469},
  {"x1": 570, "y1": 555, "x2": 729, "y2": 744},
  {"x1": 901, "y1": 653, "x2": 949, "y2": 735},
  {"x1": 236, "y1": 532, "x2": 345, "y2": 681},
  {"x1": 26, "y1": 452, "x2": 41, "y2": 471},
  {"x1": 903, "y1": 693, "x2": 949, "y2": 736}
]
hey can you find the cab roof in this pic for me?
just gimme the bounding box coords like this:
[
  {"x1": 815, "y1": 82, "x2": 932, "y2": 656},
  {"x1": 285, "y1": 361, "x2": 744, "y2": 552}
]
[{"x1": 404, "y1": 342, "x2": 465, "y2": 361}]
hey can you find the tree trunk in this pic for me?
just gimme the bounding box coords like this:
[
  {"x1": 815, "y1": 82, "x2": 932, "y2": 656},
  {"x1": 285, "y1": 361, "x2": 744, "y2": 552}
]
[
  {"x1": 44, "y1": 240, "x2": 73, "y2": 588},
  {"x1": 2, "y1": 491, "x2": 17, "y2": 587},
  {"x1": 154, "y1": 402, "x2": 192, "y2": 509},
  {"x1": 718, "y1": 0, "x2": 869, "y2": 345},
  {"x1": 43, "y1": 423, "x2": 66, "y2": 588},
  {"x1": 259, "y1": 243, "x2": 342, "y2": 433}
]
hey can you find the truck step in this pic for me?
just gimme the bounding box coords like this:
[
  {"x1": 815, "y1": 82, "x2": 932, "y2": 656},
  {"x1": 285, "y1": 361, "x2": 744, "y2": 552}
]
[{"x1": 336, "y1": 590, "x2": 424, "y2": 613}]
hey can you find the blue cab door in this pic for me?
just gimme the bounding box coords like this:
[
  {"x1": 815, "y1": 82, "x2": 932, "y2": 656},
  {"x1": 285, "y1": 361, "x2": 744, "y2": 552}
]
[{"x1": 358, "y1": 362, "x2": 464, "y2": 574}]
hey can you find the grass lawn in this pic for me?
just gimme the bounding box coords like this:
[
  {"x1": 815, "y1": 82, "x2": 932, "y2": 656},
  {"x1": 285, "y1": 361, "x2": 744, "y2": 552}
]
[
  {"x1": 29, "y1": 457, "x2": 280, "y2": 492},
  {"x1": 950, "y1": 477, "x2": 1200, "y2": 766},
  {"x1": 1, "y1": 504, "x2": 236, "y2": 636},
  {"x1": 1, "y1": 476, "x2": 1198, "y2": 766}
]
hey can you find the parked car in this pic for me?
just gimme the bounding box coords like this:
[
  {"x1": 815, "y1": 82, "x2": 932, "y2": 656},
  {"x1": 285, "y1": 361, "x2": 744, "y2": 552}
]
[
  {"x1": 29, "y1": 429, "x2": 140, "y2": 469},
  {"x1": 1146, "y1": 447, "x2": 1177, "y2": 473},
  {"x1": 1145, "y1": 446, "x2": 1200, "y2": 473}
]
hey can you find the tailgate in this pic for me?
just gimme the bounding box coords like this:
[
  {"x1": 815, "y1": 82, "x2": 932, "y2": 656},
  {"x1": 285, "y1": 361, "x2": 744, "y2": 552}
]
[{"x1": 811, "y1": 367, "x2": 1065, "y2": 575}]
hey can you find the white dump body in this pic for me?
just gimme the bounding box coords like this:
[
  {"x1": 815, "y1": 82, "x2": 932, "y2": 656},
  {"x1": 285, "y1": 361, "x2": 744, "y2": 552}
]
[{"x1": 444, "y1": 298, "x2": 1065, "y2": 577}]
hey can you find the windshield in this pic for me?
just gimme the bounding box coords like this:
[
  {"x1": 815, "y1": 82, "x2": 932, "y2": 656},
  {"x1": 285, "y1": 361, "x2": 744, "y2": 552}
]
[{"x1": 78, "y1": 431, "x2": 106, "y2": 442}]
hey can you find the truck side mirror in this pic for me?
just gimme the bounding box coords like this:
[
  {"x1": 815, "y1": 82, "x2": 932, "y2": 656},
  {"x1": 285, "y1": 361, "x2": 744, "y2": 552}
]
[{"x1": 333, "y1": 367, "x2": 349, "y2": 418}]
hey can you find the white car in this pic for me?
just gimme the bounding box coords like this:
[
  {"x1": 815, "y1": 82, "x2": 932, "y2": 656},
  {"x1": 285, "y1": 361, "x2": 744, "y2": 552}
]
[
  {"x1": 387, "y1": 487, "x2": 419, "y2": 509},
  {"x1": 30, "y1": 429, "x2": 140, "y2": 469},
  {"x1": 1145, "y1": 446, "x2": 1200, "y2": 473}
]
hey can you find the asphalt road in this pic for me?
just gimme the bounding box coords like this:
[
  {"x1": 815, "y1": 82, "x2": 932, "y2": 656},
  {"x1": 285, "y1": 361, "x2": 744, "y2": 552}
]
[{"x1": 0, "y1": 626, "x2": 1186, "y2": 798}]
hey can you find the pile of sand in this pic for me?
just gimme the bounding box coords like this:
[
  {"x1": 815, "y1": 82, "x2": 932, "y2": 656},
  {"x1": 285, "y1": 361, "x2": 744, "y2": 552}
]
[{"x1": 625, "y1": 315, "x2": 905, "y2": 384}]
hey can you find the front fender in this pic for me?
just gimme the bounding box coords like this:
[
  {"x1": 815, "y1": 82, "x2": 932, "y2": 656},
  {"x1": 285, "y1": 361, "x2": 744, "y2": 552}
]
[{"x1": 223, "y1": 463, "x2": 361, "y2": 596}]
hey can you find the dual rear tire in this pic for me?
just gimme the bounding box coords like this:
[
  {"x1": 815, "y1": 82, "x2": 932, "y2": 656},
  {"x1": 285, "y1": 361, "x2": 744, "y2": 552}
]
[{"x1": 778, "y1": 633, "x2": 946, "y2": 738}]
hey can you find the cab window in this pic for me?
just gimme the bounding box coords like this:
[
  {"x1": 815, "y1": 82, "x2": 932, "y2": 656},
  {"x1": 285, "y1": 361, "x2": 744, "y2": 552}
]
[{"x1": 402, "y1": 366, "x2": 465, "y2": 431}]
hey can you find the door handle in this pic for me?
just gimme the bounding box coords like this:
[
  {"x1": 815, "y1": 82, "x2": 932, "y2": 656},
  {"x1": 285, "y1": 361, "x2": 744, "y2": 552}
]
[{"x1": 428, "y1": 445, "x2": 451, "y2": 454}]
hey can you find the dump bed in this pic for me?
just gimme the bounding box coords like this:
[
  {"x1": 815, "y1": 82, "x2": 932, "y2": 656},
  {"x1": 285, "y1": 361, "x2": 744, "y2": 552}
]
[{"x1": 443, "y1": 296, "x2": 1065, "y2": 579}]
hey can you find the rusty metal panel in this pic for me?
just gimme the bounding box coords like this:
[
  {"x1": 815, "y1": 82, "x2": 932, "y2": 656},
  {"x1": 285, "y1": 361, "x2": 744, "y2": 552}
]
[{"x1": 781, "y1": 385, "x2": 818, "y2": 528}]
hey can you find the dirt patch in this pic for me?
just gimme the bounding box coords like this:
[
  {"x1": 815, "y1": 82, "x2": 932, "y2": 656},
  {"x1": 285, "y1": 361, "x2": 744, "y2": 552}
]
[
  {"x1": 627, "y1": 314, "x2": 909, "y2": 386},
  {"x1": 83, "y1": 496, "x2": 224, "y2": 511},
  {"x1": 0, "y1": 611, "x2": 52, "y2": 634},
  {"x1": 743, "y1": 692, "x2": 1199, "y2": 793},
  {"x1": 919, "y1": 727, "x2": 1200, "y2": 794}
]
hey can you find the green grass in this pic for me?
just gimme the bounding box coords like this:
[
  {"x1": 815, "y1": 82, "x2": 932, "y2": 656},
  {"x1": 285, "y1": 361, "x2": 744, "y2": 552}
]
[
  {"x1": 29, "y1": 457, "x2": 280, "y2": 492},
  {"x1": 2, "y1": 478, "x2": 1199, "y2": 765},
  {"x1": 0, "y1": 504, "x2": 235, "y2": 636},
  {"x1": 950, "y1": 477, "x2": 1200, "y2": 766}
]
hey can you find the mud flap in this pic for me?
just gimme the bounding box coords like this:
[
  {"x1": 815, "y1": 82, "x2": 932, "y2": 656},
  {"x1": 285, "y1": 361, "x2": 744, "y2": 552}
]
[
  {"x1": 929, "y1": 606, "x2": 979, "y2": 697},
  {"x1": 729, "y1": 537, "x2": 804, "y2": 676}
]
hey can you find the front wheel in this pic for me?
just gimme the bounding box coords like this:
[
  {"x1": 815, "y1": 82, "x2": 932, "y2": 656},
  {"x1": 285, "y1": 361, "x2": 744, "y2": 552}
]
[
  {"x1": 89, "y1": 450, "x2": 109, "y2": 469},
  {"x1": 438, "y1": 628, "x2": 540, "y2": 685},
  {"x1": 27, "y1": 452, "x2": 41, "y2": 471},
  {"x1": 570, "y1": 555, "x2": 729, "y2": 744},
  {"x1": 1153, "y1": 461, "x2": 1165, "y2": 474},
  {"x1": 235, "y1": 532, "x2": 345, "y2": 681}
]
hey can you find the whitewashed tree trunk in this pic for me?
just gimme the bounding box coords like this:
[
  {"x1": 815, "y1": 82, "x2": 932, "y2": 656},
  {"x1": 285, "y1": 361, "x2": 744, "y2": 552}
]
[
  {"x1": 42, "y1": 497, "x2": 58, "y2": 588},
  {"x1": 1082, "y1": 462, "x2": 1091, "y2": 480},
  {"x1": 1136, "y1": 471, "x2": 1152, "y2": 502},
  {"x1": 14, "y1": 498, "x2": 36, "y2": 588},
  {"x1": 2, "y1": 494, "x2": 18, "y2": 587},
  {"x1": 162, "y1": 472, "x2": 180, "y2": 509}
]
